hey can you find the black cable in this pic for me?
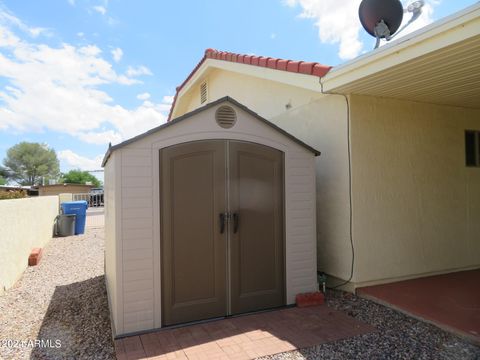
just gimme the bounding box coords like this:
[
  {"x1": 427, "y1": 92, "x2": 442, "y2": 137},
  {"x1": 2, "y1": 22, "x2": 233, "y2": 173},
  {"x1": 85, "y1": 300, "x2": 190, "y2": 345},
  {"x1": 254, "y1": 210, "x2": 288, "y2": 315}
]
[{"x1": 319, "y1": 80, "x2": 355, "y2": 290}]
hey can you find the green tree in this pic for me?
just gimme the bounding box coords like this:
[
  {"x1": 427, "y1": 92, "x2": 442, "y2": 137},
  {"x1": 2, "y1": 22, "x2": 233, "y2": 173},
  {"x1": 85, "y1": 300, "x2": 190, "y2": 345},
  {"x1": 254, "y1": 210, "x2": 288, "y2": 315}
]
[
  {"x1": 61, "y1": 169, "x2": 102, "y2": 187},
  {"x1": 0, "y1": 166, "x2": 7, "y2": 185},
  {"x1": 3, "y1": 142, "x2": 60, "y2": 185}
]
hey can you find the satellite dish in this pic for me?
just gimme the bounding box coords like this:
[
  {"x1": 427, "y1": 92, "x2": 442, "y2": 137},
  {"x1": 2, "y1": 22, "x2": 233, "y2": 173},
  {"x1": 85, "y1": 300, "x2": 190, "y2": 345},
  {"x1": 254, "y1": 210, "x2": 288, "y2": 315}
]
[
  {"x1": 359, "y1": 0, "x2": 404, "y2": 38},
  {"x1": 359, "y1": 0, "x2": 426, "y2": 49}
]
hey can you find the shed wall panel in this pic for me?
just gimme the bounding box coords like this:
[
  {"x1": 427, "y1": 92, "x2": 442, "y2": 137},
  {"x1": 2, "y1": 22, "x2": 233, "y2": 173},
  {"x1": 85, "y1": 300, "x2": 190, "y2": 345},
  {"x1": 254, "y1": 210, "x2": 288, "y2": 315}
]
[{"x1": 104, "y1": 152, "x2": 119, "y2": 335}]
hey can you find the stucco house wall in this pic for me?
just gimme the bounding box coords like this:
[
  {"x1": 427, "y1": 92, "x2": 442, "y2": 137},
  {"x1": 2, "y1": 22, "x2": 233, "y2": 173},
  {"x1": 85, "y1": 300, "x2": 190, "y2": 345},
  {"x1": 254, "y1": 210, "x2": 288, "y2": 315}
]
[
  {"x1": 349, "y1": 95, "x2": 480, "y2": 287},
  {"x1": 269, "y1": 95, "x2": 353, "y2": 282},
  {"x1": 179, "y1": 68, "x2": 323, "y2": 120}
]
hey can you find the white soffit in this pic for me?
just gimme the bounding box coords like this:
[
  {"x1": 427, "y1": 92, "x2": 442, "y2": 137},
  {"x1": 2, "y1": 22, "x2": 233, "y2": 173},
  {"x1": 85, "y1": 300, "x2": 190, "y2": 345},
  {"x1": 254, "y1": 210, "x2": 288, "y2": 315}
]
[{"x1": 322, "y1": 3, "x2": 480, "y2": 109}]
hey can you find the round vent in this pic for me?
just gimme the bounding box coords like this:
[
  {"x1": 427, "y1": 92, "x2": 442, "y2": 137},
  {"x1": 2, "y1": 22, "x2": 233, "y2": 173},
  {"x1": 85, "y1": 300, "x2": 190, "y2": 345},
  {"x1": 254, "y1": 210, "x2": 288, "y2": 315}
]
[{"x1": 215, "y1": 106, "x2": 237, "y2": 129}]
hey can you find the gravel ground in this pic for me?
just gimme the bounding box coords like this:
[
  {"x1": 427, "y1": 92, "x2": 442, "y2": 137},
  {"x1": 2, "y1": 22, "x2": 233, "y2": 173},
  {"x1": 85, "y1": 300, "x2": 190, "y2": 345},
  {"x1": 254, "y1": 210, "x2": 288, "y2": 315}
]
[
  {"x1": 0, "y1": 228, "x2": 115, "y2": 360},
  {"x1": 1, "y1": 228, "x2": 479, "y2": 360},
  {"x1": 261, "y1": 291, "x2": 480, "y2": 360}
]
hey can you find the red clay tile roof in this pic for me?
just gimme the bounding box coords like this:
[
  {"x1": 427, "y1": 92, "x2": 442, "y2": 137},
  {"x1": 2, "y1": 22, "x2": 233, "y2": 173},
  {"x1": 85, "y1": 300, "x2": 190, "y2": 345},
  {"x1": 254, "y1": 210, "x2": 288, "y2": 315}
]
[{"x1": 167, "y1": 49, "x2": 332, "y2": 121}]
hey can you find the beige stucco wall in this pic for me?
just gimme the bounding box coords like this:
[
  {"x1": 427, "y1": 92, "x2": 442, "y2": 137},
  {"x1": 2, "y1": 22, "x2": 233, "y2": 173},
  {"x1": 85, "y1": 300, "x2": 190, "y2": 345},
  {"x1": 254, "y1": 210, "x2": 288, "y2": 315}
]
[
  {"x1": 58, "y1": 193, "x2": 73, "y2": 205},
  {"x1": 270, "y1": 95, "x2": 353, "y2": 281},
  {"x1": 350, "y1": 95, "x2": 480, "y2": 286},
  {"x1": 0, "y1": 196, "x2": 58, "y2": 294},
  {"x1": 106, "y1": 100, "x2": 318, "y2": 336},
  {"x1": 177, "y1": 68, "x2": 323, "y2": 120}
]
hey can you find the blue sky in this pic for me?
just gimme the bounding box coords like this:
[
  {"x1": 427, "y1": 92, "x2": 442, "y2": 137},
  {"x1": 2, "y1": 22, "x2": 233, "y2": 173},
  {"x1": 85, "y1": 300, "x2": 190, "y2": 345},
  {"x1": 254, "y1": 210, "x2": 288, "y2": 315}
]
[{"x1": 0, "y1": 0, "x2": 476, "y2": 180}]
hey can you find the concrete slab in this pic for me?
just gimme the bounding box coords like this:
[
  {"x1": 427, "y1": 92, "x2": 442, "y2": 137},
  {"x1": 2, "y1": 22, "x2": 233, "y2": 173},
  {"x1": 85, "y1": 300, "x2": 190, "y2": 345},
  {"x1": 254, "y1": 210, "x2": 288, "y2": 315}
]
[{"x1": 357, "y1": 269, "x2": 480, "y2": 344}]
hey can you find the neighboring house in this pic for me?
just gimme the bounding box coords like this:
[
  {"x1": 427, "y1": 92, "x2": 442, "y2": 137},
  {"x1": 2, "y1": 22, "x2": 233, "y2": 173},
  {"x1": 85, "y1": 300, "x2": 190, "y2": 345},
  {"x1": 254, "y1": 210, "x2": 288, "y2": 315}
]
[
  {"x1": 37, "y1": 184, "x2": 94, "y2": 197},
  {"x1": 167, "y1": 3, "x2": 480, "y2": 291}
]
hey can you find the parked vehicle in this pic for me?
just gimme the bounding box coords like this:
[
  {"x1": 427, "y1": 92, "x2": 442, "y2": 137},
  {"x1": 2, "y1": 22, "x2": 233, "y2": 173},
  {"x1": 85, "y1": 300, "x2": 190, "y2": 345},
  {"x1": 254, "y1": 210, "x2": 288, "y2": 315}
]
[{"x1": 89, "y1": 188, "x2": 104, "y2": 207}]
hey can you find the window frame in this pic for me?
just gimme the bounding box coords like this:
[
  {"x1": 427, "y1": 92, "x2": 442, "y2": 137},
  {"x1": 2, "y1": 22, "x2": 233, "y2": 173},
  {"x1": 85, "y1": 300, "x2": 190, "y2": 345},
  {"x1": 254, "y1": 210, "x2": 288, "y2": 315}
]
[{"x1": 465, "y1": 130, "x2": 480, "y2": 167}]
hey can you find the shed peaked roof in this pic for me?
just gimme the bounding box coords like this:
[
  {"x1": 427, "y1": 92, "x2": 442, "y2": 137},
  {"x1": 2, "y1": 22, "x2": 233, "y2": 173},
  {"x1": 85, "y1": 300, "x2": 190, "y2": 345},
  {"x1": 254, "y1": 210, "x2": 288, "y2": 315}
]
[
  {"x1": 102, "y1": 96, "x2": 320, "y2": 167},
  {"x1": 167, "y1": 49, "x2": 332, "y2": 120}
]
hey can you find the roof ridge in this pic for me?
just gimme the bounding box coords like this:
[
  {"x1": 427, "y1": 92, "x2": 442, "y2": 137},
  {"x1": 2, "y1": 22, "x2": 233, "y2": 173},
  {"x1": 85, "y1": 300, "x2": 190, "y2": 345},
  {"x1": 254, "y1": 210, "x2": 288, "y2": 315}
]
[
  {"x1": 167, "y1": 48, "x2": 332, "y2": 121},
  {"x1": 204, "y1": 48, "x2": 331, "y2": 77}
]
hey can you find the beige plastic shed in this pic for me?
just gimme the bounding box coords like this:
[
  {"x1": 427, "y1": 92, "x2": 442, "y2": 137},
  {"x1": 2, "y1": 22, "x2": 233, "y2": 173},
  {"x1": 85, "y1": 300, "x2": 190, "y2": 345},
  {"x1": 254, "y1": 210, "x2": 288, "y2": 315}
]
[{"x1": 102, "y1": 97, "x2": 320, "y2": 337}]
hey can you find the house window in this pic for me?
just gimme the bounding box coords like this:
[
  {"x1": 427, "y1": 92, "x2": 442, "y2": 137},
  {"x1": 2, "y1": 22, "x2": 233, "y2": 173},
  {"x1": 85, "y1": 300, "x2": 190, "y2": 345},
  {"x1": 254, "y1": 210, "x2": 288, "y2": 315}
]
[
  {"x1": 465, "y1": 130, "x2": 480, "y2": 167},
  {"x1": 200, "y1": 81, "x2": 208, "y2": 104}
]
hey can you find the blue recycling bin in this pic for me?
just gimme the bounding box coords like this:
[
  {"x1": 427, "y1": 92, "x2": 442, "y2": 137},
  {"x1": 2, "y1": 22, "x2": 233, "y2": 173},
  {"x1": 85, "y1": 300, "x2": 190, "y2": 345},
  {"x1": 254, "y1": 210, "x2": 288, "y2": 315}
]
[{"x1": 61, "y1": 201, "x2": 88, "y2": 235}]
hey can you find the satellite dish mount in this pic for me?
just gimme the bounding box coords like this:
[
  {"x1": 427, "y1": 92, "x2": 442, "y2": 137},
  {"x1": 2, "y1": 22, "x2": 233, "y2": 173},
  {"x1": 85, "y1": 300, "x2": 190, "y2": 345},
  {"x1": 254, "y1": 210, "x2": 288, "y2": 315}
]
[{"x1": 359, "y1": 0, "x2": 426, "y2": 49}]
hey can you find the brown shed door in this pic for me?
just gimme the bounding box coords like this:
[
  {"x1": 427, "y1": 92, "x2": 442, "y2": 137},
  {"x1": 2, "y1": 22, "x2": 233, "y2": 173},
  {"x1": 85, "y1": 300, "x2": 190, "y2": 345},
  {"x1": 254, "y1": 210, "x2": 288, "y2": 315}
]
[
  {"x1": 229, "y1": 141, "x2": 284, "y2": 314},
  {"x1": 161, "y1": 140, "x2": 284, "y2": 326},
  {"x1": 161, "y1": 141, "x2": 227, "y2": 326}
]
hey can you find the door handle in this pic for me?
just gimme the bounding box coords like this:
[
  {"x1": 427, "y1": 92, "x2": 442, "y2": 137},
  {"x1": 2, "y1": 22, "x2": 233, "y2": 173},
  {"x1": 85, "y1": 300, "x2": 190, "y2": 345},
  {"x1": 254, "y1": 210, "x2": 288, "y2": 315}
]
[
  {"x1": 219, "y1": 213, "x2": 226, "y2": 234},
  {"x1": 233, "y1": 213, "x2": 239, "y2": 234}
]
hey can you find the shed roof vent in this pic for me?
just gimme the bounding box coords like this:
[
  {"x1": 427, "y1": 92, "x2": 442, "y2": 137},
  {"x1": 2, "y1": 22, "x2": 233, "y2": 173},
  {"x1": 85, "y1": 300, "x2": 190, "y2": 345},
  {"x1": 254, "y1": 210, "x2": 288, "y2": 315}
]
[{"x1": 215, "y1": 105, "x2": 237, "y2": 129}]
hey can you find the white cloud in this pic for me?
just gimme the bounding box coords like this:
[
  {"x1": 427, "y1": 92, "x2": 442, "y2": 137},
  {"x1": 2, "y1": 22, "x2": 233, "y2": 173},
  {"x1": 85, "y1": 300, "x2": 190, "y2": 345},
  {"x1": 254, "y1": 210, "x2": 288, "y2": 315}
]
[
  {"x1": 285, "y1": 0, "x2": 363, "y2": 60},
  {"x1": 93, "y1": 6, "x2": 107, "y2": 15},
  {"x1": 162, "y1": 95, "x2": 174, "y2": 104},
  {"x1": 77, "y1": 32, "x2": 84, "y2": 38},
  {"x1": 106, "y1": 17, "x2": 118, "y2": 26},
  {"x1": 0, "y1": 9, "x2": 168, "y2": 146},
  {"x1": 126, "y1": 65, "x2": 153, "y2": 77},
  {"x1": 58, "y1": 150, "x2": 104, "y2": 170},
  {"x1": 0, "y1": 7, "x2": 49, "y2": 38},
  {"x1": 67, "y1": 0, "x2": 75, "y2": 6},
  {"x1": 111, "y1": 47, "x2": 123, "y2": 62},
  {"x1": 285, "y1": 0, "x2": 438, "y2": 60},
  {"x1": 137, "y1": 92, "x2": 151, "y2": 100},
  {"x1": 77, "y1": 130, "x2": 123, "y2": 145},
  {"x1": 0, "y1": 24, "x2": 20, "y2": 47}
]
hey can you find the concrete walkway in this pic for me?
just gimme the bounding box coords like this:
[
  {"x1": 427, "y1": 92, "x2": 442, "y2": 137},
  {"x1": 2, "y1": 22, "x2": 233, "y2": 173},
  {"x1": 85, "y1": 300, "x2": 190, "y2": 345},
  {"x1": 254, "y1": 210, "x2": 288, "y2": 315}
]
[{"x1": 357, "y1": 269, "x2": 480, "y2": 344}]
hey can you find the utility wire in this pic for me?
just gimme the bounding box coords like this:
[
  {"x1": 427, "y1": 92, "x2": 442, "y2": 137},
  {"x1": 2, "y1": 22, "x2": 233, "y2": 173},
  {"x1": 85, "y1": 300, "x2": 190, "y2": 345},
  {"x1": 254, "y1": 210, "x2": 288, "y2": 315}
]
[{"x1": 319, "y1": 79, "x2": 355, "y2": 290}]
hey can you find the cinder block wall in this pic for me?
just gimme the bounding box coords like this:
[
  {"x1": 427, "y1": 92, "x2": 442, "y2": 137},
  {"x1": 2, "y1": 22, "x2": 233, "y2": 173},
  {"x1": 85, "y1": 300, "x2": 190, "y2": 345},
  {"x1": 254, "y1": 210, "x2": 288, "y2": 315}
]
[{"x1": 0, "y1": 196, "x2": 58, "y2": 294}]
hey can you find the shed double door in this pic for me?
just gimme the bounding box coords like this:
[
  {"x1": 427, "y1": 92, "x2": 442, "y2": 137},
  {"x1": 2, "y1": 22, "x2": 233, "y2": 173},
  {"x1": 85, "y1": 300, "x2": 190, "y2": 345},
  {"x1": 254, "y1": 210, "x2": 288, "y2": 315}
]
[{"x1": 161, "y1": 140, "x2": 284, "y2": 326}]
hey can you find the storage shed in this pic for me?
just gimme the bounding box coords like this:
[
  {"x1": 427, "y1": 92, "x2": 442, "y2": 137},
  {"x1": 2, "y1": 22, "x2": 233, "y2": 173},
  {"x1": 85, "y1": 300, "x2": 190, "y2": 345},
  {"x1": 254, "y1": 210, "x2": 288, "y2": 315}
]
[{"x1": 102, "y1": 97, "x2": 320, "y2": 337}]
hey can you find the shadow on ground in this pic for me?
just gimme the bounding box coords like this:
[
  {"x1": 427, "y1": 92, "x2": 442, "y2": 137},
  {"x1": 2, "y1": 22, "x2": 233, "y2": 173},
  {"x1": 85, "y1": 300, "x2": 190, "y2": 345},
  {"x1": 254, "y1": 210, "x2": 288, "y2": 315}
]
[
  {"x1": 115, "y1": 305, "x2": 374, "y2": 359},
  {"x1": 31, "y1": 276, "x2": 115, "y2": 359}
]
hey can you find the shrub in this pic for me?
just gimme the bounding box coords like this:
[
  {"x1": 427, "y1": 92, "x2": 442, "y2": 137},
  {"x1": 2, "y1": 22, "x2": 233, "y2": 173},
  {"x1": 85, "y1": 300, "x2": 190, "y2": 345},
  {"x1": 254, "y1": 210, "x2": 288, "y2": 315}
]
[{"x1": 0, "y1": 190, "x2": 27, "y2": 200}]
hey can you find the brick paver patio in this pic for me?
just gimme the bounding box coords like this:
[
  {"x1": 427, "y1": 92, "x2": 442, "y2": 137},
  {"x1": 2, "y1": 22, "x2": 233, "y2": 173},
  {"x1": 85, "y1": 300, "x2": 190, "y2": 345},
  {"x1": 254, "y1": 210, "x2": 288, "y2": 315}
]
[{"x1": 115, "y1": 305, "x2": 374, "y2": 360}]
